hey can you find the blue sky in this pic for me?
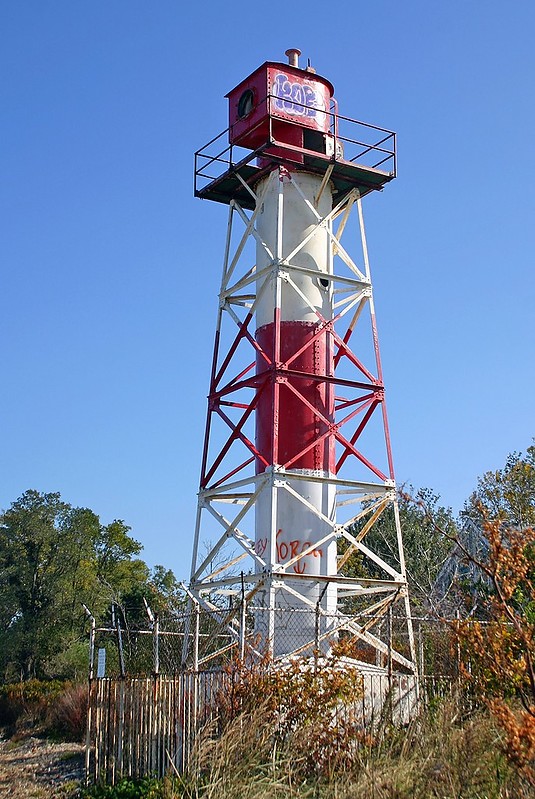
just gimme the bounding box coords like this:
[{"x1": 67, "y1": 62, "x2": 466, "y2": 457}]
[{"x1": 1, "y1": 1, "x2": 534, "y2": 579}]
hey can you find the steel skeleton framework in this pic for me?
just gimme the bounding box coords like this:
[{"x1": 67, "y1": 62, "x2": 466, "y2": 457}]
[{"x1": 185, "y1": 159, "x2": 416, "y2": 674}]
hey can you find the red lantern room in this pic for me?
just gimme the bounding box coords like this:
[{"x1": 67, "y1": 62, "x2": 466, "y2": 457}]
[{"x1": 226, "y1": 49, "x2": 335, "y2": 163}]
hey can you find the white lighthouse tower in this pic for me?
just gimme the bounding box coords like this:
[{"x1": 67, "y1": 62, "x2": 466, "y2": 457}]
[{"x1": 185, "y1": 50, "x2": 416, "y2": 675}]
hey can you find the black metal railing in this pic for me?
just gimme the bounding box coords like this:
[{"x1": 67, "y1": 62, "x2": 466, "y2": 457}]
[{"x1": 194, "y1": 93, "x2": 396, "y2": 199}]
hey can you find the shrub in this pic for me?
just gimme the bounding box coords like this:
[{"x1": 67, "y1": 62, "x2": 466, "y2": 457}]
[
  {"x1": 81, "y1": 776, "x2": 170, "y2": 798},
  {"x1": 46, "y1": 682, "x2": 88, "y2": 741},
  {"x1": 454, "y1": 520, "x2": 535, "y2": 786},
  {"x1": 0, "y1": 678, "x2": 64, "y2": 730},
  {"x1": 215, "y1": 653, "x2": 364, "y2": 778}
]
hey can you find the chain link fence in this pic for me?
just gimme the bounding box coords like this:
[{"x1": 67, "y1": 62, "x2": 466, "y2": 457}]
[{"x1": 86, "y1": 602, "x2": 461, "y2": 680}]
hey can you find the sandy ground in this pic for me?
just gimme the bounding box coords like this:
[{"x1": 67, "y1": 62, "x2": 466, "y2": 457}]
[{"x1": 0, "y1": 735, "x2": 84, "y2": 798}]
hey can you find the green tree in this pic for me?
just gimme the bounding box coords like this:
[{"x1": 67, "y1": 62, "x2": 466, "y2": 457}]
[
  {"x1": 0, "y1": 489, "x2": 176, "y2": 681},
  {"x1": 463, "y1": 444, "x2": 535, "y2": 529},
  {"x1": 455, "y1": 445, "x2": 535, "y2": 620},
  {"x1": 0, "y1": 490, "x2": 76, "y2": 678}
]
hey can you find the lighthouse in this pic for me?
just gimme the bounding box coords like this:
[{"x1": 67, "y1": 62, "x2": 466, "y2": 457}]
[{"x1": 185, "y1": 50, "x2": 416, "y2": 673}]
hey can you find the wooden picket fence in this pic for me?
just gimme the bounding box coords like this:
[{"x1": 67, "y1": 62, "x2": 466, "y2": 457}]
[
  {"x1": 85, "y1": 671, "x2": 453, "y2": 785},
  {"x1": 85, "y1": 673, "x2": 224, "y2": 783}
]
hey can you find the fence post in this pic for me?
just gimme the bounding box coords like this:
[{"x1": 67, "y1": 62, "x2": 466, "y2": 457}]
[
  {"x1": 376, "y1": 621, "x2": 382, "y2": 667},
  {"x1": 82, "y1": 605, "x2": 96, "y2": 785},
  {"x1": 83, "y1": 605, "x2": 96, "y2": 682},
  {"x1": 154, "y1": 614, "x2": 160, "y2": 676},
  {"x1": 112, "y1": 604, "x2": 126, "y2": 678},
  {"x1": 193, "y1": 604, "x2": 200, "y2": 749},
  {"x1": 315, "y1": 600, "x2": 321, "y2": 667},
  {"x1": 455, "y1": 609, "x2": 461, "y2": 681},
  {"x1": 143, "y1": 598, "x2": 160, "y2": 677},
  {"x1": 193, "y1": 603, "x2": 200, "y2": 673},
  {"x1": 315, "y1": 583, "x2": 328, "y2": 663},
  {"x1": 418, "y1": 619, "x2": 425, "y2": 680},
  {"x1": 240, "y1": 575, "x2": 246, "y2": 662},
  {"x1": 387, "y1": 605, "x2": 393, "y2": 721}
]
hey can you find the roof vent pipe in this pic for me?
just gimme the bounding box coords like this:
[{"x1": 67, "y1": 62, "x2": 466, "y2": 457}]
[{"x1": 285, "y1": 48, "x2": 301, "y2": 68}]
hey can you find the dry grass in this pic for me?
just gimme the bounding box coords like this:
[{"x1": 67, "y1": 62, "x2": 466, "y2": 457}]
[
  {"x1": 178, "y1": 697, "x2": 532, "y2": 799},
  {"x1": 7, "y1": 693, "x2": 526, "y2": 799}
]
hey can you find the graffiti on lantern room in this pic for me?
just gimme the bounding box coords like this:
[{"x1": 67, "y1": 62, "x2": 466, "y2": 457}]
[{"x1": 272, "y1": 73, "x2": 326, "y2": 121}]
